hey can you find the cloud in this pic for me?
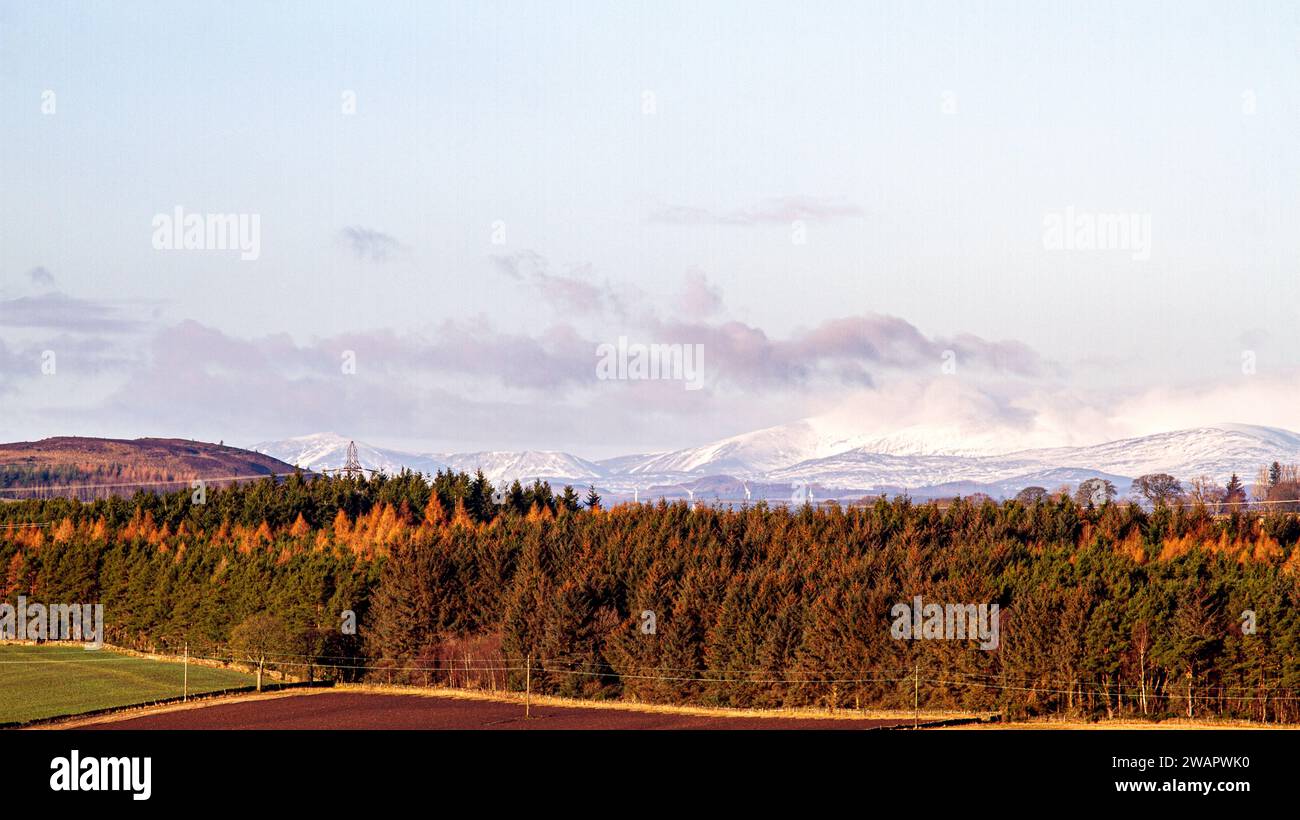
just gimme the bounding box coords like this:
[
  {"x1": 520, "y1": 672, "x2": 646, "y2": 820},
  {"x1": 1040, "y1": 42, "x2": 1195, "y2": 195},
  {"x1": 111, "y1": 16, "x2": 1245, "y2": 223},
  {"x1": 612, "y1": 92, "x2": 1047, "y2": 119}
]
[
  {"x1": 56, "y1": 319, "x2": 609, "y2": 448},
  {"x1": 17, "y1": 265, "x2": 1260, "y2": 460},
  {"x1": 489, "y1": 250, "x2": 545, "y2": 280},
  {"x1": 674, "y1": 269, "x2": 723, "y2": 318},
  {"x1": 28, "y1": 267, "x2": 56, "y2": 290},
  {"x1": 15, "y1": 299, "x2": 1299, "y2": 462},
  {"x1": 0, "y1": 276, "x2": 158, "y2": 413},
  {"x1": 637, "y1": 312, "x2": 1055, "y2": 391},
  {"x1": 489, "y1": 250, "x2": 611, "y2": 315},
  {"x1": 0, "y1": 256, "x2": 1071, "y2": 452},
  {"x1": 338, "y1": 226, "x2": 403, "y2": 262},
  {"x1": 649, "y1": 195, "x2": 863, "y2": 226},
  {"x1": 0, "y1": 292, "x2": 148, "y2": 334}
]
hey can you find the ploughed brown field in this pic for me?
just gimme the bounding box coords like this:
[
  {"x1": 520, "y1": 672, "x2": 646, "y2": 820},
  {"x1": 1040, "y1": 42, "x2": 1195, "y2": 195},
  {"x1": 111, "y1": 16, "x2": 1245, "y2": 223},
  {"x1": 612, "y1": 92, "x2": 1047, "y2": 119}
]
[{"x1": 74, "y1": 691, "x2": 915, "y2": 730}]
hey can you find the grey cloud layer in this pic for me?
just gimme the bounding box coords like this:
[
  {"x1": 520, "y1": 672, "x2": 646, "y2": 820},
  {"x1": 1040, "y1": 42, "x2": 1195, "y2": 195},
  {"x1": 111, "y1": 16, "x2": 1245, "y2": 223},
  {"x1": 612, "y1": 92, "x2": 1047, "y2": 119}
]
[
  {"x1": 1, "y1": 267, "x2": 1058, "y2": 449},
  {"x1": 28, "y1": 267, "x2": 56, "y2": 289},
  {"x1": 0, "y1": 292, "x2": 148, "y2": 335},
  {"x1": 339, "y1": 226, "x2": 403, "y2": 262}
]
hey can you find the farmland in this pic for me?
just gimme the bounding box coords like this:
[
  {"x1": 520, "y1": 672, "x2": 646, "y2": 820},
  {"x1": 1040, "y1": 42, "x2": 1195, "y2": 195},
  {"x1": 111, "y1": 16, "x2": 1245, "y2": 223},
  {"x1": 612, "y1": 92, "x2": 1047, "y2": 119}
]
[
  {"x1": 72, "y1": 689, "x2": 925, "y2": 730},
  {"x1": 0, "y1": 643, "x2": 254, "y2": 725}
]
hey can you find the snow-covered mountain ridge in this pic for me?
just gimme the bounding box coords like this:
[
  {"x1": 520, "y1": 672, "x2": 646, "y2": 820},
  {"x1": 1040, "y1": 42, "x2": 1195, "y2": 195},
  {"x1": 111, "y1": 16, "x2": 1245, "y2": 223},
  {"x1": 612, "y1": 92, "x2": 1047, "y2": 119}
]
[{"x1": 252, "y1": 423, "x2": 1300, "y2": 499}]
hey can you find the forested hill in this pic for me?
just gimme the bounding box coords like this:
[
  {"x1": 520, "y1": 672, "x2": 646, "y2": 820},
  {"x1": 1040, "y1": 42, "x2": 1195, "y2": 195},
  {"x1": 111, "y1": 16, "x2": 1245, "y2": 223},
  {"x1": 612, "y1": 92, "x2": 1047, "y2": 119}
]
[
  {"x1": 0, "y1": 436, "x2": 299, "y2": 499},
  {"x1": 3, "y1": 472, "x2": 1299, "y2": 723}
]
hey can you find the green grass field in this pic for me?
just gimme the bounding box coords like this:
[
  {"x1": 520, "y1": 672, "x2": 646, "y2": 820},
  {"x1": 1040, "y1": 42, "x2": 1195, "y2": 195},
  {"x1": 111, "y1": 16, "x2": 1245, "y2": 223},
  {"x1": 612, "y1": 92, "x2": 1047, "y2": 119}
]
[{"x1": 0, "y1": 644, "x2": 255, "y2": 725}]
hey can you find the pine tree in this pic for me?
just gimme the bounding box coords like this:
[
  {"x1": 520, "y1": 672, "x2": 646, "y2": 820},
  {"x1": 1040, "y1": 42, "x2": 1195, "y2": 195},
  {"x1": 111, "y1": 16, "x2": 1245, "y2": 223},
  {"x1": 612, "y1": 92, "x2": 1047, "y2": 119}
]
[
  {"x1": 507, "y1": 480, "x2": 526, "y2": 513},
  {"x1": 1224, "y1": 473, "x2": 1246, "y2": 508},
  {"x1": 559, "y1": 486, "x2": 581, "y2": 513},
  {"x1": 467, "y1": 470, "x2": 493, "y2": 521},
  {"x1": 584, "y1": 485, "x2": 602, "y2": 510},
  {"x1": 1269, "y1": 461, "x2": 1282, "y2": 486}
]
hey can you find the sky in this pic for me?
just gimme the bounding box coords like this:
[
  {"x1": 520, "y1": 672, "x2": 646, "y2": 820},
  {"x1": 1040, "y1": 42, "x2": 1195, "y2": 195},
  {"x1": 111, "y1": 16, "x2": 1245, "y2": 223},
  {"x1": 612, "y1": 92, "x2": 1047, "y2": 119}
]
[{"x1": 2, "y1": 1, "x2": 1299, "y2": 457}]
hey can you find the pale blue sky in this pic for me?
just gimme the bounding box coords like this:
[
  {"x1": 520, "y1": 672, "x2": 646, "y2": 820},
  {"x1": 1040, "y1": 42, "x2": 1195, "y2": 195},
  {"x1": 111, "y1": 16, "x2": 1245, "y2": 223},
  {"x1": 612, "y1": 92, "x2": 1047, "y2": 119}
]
[{"x1": 2, "y1": 1, "x2": 1299, "y2": 453}]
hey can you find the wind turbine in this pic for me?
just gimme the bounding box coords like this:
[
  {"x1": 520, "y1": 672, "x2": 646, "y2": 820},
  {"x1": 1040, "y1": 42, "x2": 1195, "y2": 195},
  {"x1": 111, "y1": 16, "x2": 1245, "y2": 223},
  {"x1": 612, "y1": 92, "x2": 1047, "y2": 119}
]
[
  {"x1": 685, "y1": 487, "x2": 695, "y2": 510},
  {"x1": 742, "y1": 481, "x2": 751, "y2": 502}
]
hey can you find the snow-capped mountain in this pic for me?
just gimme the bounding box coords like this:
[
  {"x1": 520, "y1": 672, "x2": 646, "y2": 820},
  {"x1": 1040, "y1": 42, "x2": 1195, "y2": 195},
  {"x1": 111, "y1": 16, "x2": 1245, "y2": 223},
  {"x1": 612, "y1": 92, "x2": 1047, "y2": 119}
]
[
  {"x1": 1004, "y1": 424, "x2": 1300, "y2": 485},
  {"x1": 252, "y1": 433, "x2": 603, "y2": 486},
  {"x1": 251, "y1": 422, "x2": 1300, "y2": 500},
  {"x1": 438, "y1": 451, "x2": 604, "y2": 485},
  {"x1": 769, "y1": 424, "x2": 1299, "y2": 491},
  {"x1": 768, "y1": 450, "x2": 1041, "y2": 489},
  {"x1": 614, "y1": 415, "x2": 907, "y2": 477},
  {"x1": 608, "y1": 413, "x2": 1064, "y2": 478},
  {"x1": 251, "y1": 433, "x2": 448, "y2": 475},
  {"x1": 615, "y1": 421, "x2": 826, "y2": 477}
]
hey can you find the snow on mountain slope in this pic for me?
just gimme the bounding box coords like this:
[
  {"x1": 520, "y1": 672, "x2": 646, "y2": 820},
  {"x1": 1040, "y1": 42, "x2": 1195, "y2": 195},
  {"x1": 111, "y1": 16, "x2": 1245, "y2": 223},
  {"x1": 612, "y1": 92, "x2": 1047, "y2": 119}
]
[
  {"x1": 435, "y1": 451, "x2": 604, "y2": 485},
  {"x1": 769, "y1": 451, "x2": 1040, "y2": 489},
  {"x1": 620, "y1": 415, "x2": 907, "y2": 477},
  {"x1": 595, "y1": 452, "x2": 671, "y2": 475},
  {"x1": 252, "y1": 434, "x2": 604, "y2": 485},
  {"x1": 844, "y1": 424, "x2": 1040, "y2": 457},
  {"x1": 254, "y1": 422, "x2": 1300, "y2": 498},
  {"x1": 767, "y1": 423, "x2": 1299, "y2": 490},
  {"x1": 1005, "y1": 424, "x2": 1300, "y2": 484},
  {"x1": 617, "y1": 412, "x2": 1062, "y2": 478},
  {"x1": 621, "y1": 421, "x2": 822, "y2": 477},
  {"x1": 251, "y1": 433, "x2": 447, "y2": 475}
]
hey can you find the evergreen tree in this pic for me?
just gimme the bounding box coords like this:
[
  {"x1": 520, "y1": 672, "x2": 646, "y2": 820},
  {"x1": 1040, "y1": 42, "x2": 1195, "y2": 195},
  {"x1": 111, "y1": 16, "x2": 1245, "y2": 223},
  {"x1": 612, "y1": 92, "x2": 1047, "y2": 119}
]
[
  {"x1": 1224, "y1": 473, "x2": 1246, "y2": 508},
  {"x1": 6, "y1": 475, "x2": 1300, "y2": 722},
  {"x1": 559, "y1": 485, "x2": 581, "y2": 512},
  {"x1": 507, "y1": 480, "x2": 527, "y2": 514},
  {"x1": 466, "y1": 470, "x2": 494, "y2": 521}
]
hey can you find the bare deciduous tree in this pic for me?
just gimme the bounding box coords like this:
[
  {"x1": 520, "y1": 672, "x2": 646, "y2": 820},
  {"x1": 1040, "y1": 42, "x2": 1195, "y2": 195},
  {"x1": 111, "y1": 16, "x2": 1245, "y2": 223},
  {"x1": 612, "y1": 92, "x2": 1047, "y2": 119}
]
[
  {"x1": 1132, "y1": 473, "x2": 1183, "y2": 507},
  {"x1": 1188, "y1": 475, "x2": 1225, "y2": 514},
  {"x1": 1015, "y1": 486, "x2": 1047, "y2": 504},
  {"x1": 1073, "y1": 478, "x2": 1117, "y2": 507}
]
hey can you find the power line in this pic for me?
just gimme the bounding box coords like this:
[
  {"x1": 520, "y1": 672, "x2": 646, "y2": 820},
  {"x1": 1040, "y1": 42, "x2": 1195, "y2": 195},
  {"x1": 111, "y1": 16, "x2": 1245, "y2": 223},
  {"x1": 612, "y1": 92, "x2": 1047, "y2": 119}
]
[
  {"x1": 0, "y1": 471, "x2": 305, "y2": 495},
  {"x1": 94, "y1": 644, "x2": 1300, "y2": 695}
]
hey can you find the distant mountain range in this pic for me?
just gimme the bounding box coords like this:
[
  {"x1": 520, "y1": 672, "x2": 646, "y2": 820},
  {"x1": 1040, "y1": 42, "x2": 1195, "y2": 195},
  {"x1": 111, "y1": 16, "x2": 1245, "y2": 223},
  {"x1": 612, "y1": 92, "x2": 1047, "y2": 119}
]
[
  {"x1": 252, "y1": 422, "x2": 1300, "y2": 502},
  {"x1": 2, "y1": 423, "x2": 1293, "y2": 503}
]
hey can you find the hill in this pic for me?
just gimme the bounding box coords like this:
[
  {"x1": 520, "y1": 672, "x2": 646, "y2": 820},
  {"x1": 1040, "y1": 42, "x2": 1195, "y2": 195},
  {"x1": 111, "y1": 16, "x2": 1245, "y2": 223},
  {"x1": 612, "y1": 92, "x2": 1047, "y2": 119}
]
[{"x1": 0, "y1": 436, "x2": 300, "y2": 499}]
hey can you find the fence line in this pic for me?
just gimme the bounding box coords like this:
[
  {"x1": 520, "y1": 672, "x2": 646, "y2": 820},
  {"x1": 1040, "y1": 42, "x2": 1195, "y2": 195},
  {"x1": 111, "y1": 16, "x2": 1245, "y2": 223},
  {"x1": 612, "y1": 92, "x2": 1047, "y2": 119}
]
[{"x1": 6, "y1": 642, "x2": 1296, "y2": 707}]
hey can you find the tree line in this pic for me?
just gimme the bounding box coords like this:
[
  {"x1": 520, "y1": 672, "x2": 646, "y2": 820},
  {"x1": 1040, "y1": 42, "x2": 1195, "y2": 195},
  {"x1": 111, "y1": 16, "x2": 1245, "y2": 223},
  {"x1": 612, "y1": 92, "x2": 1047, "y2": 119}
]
[
  {"x1": 1016, "y1": 469, "x2": 1261, "y2": 512},
  {"x1": 2, "y1": 470, "x2": 1299, "y2": 722}
]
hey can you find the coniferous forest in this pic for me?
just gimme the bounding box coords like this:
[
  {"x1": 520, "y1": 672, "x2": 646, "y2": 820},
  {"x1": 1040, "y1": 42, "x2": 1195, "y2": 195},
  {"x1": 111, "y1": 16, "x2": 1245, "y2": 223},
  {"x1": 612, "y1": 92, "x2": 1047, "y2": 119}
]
[{"x1": 3, "y1": 471, "x2": 1299, "y2": 723}]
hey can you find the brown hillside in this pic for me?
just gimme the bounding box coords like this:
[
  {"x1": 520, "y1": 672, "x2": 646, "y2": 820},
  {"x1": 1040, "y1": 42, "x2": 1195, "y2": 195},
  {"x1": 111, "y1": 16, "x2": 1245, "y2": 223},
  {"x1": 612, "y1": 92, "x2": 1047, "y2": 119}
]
[{"x1": 0, "y1": 436, "x2": 301, "y2": 499}]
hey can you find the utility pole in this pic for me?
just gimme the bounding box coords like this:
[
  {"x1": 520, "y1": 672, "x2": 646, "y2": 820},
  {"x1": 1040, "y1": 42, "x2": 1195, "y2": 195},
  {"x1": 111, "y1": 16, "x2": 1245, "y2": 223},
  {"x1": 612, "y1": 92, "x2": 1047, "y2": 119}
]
[
  {"x1": 525, "y1": 654, "x2": 532, "y2": 720},
  {"x1": 183, "y1": 642, "x2": 189, "y2": 702},
  {"x1": 913, "y1": 661, "x2": 919, "y2": 729}
]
